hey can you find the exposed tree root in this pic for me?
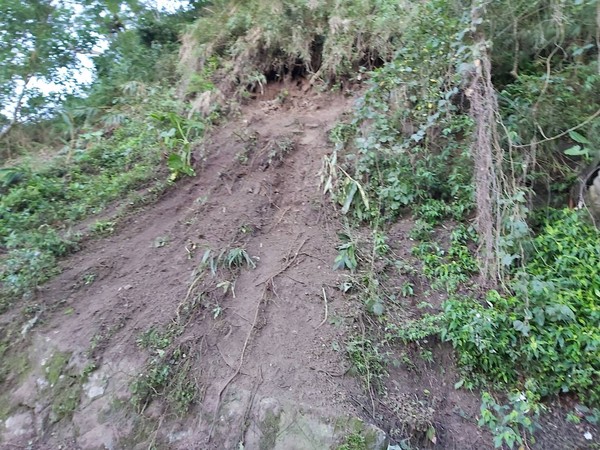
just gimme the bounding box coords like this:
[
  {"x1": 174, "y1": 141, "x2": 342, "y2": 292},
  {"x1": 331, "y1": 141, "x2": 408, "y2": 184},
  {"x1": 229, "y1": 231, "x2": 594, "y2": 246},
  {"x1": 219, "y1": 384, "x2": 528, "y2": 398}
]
[
  {"x1": 255, "y1": 237, "x2": 308, "y2": 286},
  {"x1": 208, "y1": 283, "x2": 269, "y2": 442},
  {"x1": 467, "y1": 4, "x2": 503, "y2": 285}
]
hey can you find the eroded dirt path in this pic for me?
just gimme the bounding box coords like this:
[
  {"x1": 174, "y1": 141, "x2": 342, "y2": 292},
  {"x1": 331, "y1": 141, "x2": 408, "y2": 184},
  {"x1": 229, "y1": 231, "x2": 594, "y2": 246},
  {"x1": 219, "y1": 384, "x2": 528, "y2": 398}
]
[{"x1": 1, "y1": 90, "x2": 379, "y2": 449}]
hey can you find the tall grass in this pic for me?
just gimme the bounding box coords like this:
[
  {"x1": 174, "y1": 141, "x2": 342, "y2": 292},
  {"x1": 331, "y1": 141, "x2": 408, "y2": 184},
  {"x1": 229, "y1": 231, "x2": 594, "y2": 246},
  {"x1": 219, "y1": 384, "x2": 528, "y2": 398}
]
[{"x1": 180, "y1": 0, "x2": 412, "y2": 97}]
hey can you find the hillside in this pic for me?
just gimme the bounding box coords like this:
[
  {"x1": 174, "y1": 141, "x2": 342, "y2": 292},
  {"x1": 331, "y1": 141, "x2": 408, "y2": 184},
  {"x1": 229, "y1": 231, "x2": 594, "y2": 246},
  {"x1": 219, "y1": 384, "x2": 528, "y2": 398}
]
[{"x1": 1, "y1": 1, "x2": 599, "y2": 449}]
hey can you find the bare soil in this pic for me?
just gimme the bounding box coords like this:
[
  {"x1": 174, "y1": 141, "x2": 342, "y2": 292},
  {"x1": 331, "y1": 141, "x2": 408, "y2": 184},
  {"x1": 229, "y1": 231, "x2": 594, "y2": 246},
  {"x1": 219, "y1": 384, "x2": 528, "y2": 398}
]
[{"x1": 0, "y1": 86, "x2": 491, "y2": 449}]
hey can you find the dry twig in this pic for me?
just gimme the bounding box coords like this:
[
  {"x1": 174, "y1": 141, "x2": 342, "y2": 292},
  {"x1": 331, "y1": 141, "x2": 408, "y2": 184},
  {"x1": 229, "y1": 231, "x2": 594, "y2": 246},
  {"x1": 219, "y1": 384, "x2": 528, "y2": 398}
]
[
  {"x1": 255, "y1": 238, "x2": 307, "y2": 286},
  {"x1": 318, "y1": 287, "x2": 328, "y2": 328}
]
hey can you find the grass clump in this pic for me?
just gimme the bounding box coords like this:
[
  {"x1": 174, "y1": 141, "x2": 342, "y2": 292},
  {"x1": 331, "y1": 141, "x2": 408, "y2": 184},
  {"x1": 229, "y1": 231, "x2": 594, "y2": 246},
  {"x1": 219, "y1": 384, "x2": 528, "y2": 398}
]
[
  {"x1": 132, "y1": 327, "x2": 200, "y2": 416},
  {"x1": 338, "y1": 432, "x2": 368, "y2": 450}
]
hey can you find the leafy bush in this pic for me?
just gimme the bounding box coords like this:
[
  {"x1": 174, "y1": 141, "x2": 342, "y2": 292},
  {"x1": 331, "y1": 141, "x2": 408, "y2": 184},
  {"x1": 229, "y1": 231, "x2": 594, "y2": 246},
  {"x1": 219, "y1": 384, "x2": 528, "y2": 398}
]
[
  {"x1": 442, "y1": 209, "x2": 600, "y2": 405},
  {"x1": 478, "y1": 391, "x2": 541, "y2": 449},
  {"x1": 411, "y1": 223, "x2": 479, "y2": 293},
  {"x1": 332, "y1": 0, "x2": 475, "y2": 223}
]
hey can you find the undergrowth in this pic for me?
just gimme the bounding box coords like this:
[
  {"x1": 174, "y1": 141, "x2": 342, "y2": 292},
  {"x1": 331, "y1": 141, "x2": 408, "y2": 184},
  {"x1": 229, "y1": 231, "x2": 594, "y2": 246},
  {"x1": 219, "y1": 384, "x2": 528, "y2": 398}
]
[
  {"x1": 131, "y1": 242, "x2": 257, "y2": 415},
  {"x1": 326, "y1": 0, "x2": 475, "y2": 224},
  {"x1": 0, "y1": 91, "x2": 208, "y2": 312},
  {"x1": 327, "y1": 0, "x2": 600, "y2": 448},
  {"x1": 442, "y1": 209, "x2": 600, "y2": 404},
  {"x1": 132, "y1": 326, "x2": 199, "y2": 416}
]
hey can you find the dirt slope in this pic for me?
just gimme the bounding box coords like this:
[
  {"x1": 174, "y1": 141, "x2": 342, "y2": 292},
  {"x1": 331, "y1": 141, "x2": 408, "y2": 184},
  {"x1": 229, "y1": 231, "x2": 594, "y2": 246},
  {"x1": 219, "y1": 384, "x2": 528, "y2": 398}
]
[
  {"x1": 0, "y1": 86, "x2": 499, "y2": 450},
  {"x1": 1, "y1": 89, "x2": 377, "y2": 449}
]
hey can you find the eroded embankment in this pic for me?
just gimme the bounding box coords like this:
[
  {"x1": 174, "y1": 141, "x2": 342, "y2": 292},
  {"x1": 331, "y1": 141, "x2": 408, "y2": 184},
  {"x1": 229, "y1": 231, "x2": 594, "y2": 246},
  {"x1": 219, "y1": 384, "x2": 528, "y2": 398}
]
[{"x1": 0, "y1": 89, "x2": 388, "y2": 449}]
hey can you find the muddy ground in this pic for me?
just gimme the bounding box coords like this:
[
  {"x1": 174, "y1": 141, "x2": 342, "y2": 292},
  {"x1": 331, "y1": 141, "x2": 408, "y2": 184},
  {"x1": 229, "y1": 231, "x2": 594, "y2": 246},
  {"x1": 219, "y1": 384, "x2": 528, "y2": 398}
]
[{"x1": 0, "y1": 87, "x2": 500, "y2": 449}]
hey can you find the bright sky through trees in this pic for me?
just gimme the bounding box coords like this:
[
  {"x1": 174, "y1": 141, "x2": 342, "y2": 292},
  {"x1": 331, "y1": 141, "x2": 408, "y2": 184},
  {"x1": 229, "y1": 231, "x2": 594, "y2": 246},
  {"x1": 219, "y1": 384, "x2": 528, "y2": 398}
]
[{"x1": 0, "y1": 0, "x2": 190, "y2": 135}]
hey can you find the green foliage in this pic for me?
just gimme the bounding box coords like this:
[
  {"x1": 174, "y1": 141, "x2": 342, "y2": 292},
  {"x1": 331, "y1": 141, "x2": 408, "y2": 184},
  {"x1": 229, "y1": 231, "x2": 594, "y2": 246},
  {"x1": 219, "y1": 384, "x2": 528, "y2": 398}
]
[
  {"x1": 0, "y1": 93, "x2": 191, "y2": 309},
  {"x1": 90, "y1": 220, "x2": 116, "y2": 236},
  {"x1": 479, "y1": 391, "x2": 540, "y2": 449},
  {"x1": 185, "y1": 56, "x2": 219, "y2": 96},
  {"x1": 225, "y1": 247, "x2": 256, "y2": 269},
  {"x1": 442, "y1": 210, "x2": 600, "y2": 405},
  {"x1": 346, "y1": 337, "x2": 386, "y2": 392},
  {"x1": 64, "y1": 2, "x2": 199, "y2": 123},
  {"x1": 484, "y1": 0, "x2": 600, "y2": 204},
  {"x1": 42, "y1": 350, "x2": 94, "y2": 423},
  {"x1": 196, "y1": 246, "x2": 257, "y2": 275},
  {"x1": 132, "y1": 323, "x2": 199, "y2": 415},
  {"x1": 333, "y1": 231, "x2": 358, "y2": 272},
  {"x1": 563, "y1": 131, "x2": 597, "y2": 160},
  {"x1": 150, "y1": 111, "x2": 205, "y2": 181},
  {"x1": 499, "y1": 63, "x2": 600, "y2": 186},
  {"x1": 332, "y1": 0, "x2": 475, "y2": 223},
  {"x1": 136, "y1": 327, "x2": 174, "y2": 351},
  {"x1": 131, "y1": 342, "x2": 198, "y2": 416},
  {"x1": 328, "y1": 9, "x2": 598, "y2": 447},
  {"x1": 385, "y1": 315, "x2": 443, "y2": 346},
  {"x1": 0, "y1": 1, "x2": 193, "y2": 142},
  {"x1": 411, "y1": 224, "x2": 478, "y2": 293},
  {"x1": 0, "y1": 0, "x2": 97, "y2": 132},
  {"x1": 338, "y1": 432, "x2": 368, "y2": 450}
]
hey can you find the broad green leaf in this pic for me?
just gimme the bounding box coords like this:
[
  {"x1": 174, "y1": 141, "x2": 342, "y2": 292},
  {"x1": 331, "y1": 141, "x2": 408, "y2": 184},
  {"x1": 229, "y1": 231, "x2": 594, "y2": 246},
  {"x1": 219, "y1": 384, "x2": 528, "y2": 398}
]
[
  {"x1": 167, "y1": 153, "x2": 184, "y2": 170},
  {"x1": 341, "y1": 182, "x2": 357, "y2": 215},
  {"x1": 568, "y1": 130, "x2": 590, "y2": 145},
  {"x1": 563, "y1": 145, "x2": 588, "y2": 157}
]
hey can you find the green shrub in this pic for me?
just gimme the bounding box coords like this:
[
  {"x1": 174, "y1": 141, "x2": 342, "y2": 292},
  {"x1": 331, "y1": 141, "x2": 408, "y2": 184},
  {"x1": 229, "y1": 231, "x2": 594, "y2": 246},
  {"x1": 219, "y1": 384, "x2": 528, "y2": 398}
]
[
  {"x1": 442, "y1": 209, "x2": 600, "y2": 405},
  {"x1": 333, "y1": 0, "x2": 475, "y2": 223}
]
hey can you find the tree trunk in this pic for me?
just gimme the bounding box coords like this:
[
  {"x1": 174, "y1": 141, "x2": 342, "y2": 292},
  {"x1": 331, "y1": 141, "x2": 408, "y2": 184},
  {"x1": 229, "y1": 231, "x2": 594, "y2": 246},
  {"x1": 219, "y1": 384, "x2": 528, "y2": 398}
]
[{"x1": 0, "y1": 75, "x2": 32, "y2": 140}]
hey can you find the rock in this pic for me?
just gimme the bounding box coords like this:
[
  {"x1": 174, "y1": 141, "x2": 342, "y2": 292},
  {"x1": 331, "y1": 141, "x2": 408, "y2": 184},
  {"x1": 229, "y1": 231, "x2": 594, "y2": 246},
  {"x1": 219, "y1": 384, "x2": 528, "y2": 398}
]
[
  {"x1": 12, "y1": 376, "x2": 39, "y2": 408},
  {"x1": 258, "y1": 397, "x2": 282, "y2": 422},
  {"x1": 78, "y1": 425, "x2": 115, "y2": 450},
  {"x1": 364, "y1": 423, "x2": 388, "y2": 450},
  {"x1": 586, "y1": 173, "x2": 600, "y2": 219},
  {"x1": 86, "y1": 385, "x2": 105, "y2": 399},
  {"x1": 3, "y1": 411, "x2": 35, "y2": 441},
  {"x1": 36, "y1": 376, "x2": 49, "y2": 390},
  {"x1": 245, "y1": 396, "x2": 389, "y2": 450},
  {"x1": 83, "y1": 372, "x2": 107, "y2": 400},
  {"x1": 168, "y1": 428, "x2": 191, "y2": 443},
  {"x1": 143, "y1": 401, "x2": 165, "y2": 420}
]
